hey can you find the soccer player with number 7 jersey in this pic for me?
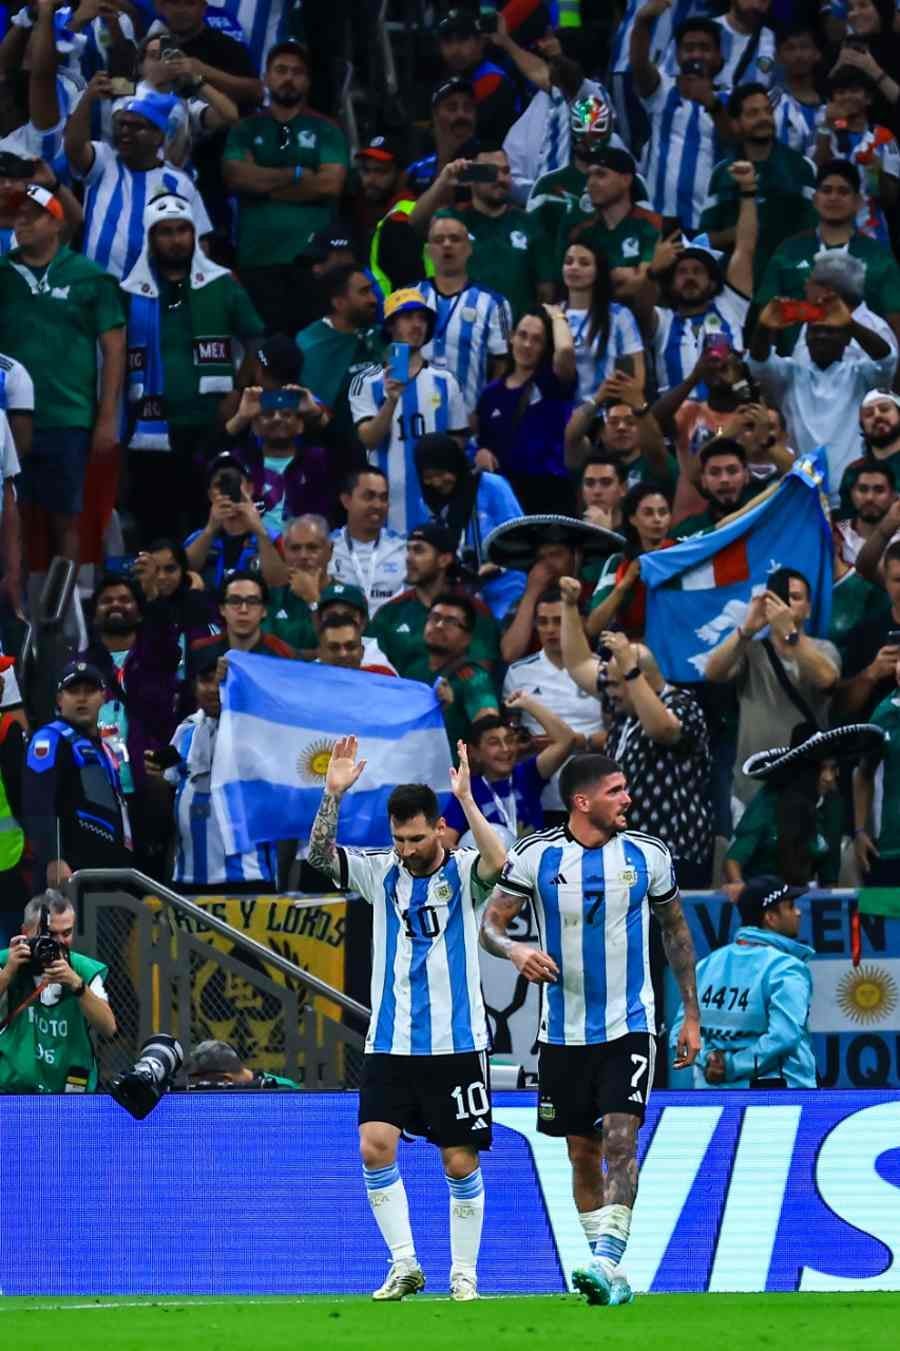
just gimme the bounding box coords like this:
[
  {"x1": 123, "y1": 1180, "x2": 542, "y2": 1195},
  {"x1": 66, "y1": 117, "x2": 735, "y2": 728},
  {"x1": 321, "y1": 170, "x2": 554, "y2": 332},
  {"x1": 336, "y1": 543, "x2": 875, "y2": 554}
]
[
  {"x1": 480, "y1": 753, "x2": 701, "y2": 1307},
  {"x1": 307, "y1": 735, "x2": 508, "y2": 1303}
]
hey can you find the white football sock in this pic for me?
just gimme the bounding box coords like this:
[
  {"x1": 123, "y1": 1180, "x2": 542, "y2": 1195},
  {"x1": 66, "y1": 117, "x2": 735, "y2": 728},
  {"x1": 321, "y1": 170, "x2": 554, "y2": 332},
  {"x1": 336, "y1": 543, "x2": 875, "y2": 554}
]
[
  {"x1": 363, "y1": 1163, "x2": 416, "y2": 1263},
  {"x1": 579, "y1": 1204, "x2": 632, "y2": 1277},
  {"x1": 446, "y1": 1167, "x2": 485, "y2": 1279}
]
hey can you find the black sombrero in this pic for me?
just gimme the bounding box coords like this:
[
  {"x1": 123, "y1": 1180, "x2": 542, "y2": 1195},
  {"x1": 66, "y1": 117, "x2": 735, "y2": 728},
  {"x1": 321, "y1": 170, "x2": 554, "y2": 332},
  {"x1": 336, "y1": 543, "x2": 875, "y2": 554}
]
[
  {"x1": 743, "y1": 724, "x2": 885, "y2": 783},
  {"x1": 484, "y1": 515, "x2": 625, "y2": 571}
]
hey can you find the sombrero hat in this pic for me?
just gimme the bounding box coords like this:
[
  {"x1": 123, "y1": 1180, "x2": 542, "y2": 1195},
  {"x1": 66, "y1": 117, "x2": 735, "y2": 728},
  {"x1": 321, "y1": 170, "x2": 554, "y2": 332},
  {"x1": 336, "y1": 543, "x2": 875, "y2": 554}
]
[
  {"x1": 484, "y1": 515, "x2": 625, "y2": 571},
  {"x1": 742, "y1": 723, "x2": 885, "y2": 783}
]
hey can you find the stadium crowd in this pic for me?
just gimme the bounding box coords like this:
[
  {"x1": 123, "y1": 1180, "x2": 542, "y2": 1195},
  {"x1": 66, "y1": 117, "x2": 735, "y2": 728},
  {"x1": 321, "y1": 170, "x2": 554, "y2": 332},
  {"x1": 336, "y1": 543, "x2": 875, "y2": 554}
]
[{"x1": 0, "y1": 0, "x2": 900, "y2": 932}]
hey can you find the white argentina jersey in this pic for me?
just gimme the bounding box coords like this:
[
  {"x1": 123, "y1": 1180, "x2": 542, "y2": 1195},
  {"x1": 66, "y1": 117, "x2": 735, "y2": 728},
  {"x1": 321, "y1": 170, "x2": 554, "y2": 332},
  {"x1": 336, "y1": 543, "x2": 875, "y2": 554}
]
[
  {"x1": 81, "y1": 143, "x2": 213, "y2": 279},
  {"x1": 500, "y1": 826, "x2": 678, "y2": 1045},
  {"x1": 660, "y1": 17, "x2": 775, "y2": 87},
  {"x1": 418, "y1": 279, "x2": 512, "y2": 414},
  {"x1": 610, "y1": 0, "x2": 712, "y2": 74},
  {"x1": 328, "y1": 526, "x2": 407, "y2": 616},
  {"x1": 167, "y1": 715, "x2": 277, "y2": 887},
  {"x1": 350, "y1": 364, "x2": 467, "y2": 534},
  {"x1": 652, "y1": 285, "x2": 750, "y2": 393},
  {"x1": 337, "y1": 845, "x2": 489, "y2": 1056},
  {"x1": 641, "y1": 74, "x2": 726, "y2": 228}
]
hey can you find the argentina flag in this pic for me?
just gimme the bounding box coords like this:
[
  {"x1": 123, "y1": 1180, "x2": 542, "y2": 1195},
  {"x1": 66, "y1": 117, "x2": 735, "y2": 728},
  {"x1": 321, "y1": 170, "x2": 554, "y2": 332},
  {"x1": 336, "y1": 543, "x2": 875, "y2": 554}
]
[
  {"x1": 640, "y1": 451, "x2": 833, "y2": 683},
  {"x1": 211, "y1": 654, "x2": 453, "y2": 853}
]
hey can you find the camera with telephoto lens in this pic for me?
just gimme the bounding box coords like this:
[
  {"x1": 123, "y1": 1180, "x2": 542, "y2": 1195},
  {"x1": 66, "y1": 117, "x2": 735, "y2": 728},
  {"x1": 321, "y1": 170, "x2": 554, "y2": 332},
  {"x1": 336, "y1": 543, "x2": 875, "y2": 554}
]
[
  {"x1": 25, "y1": 903, "x2": 65, "y2": 975},
  {"x1": 109, "y1": 1034, "x2": 184, "y2": 1119}
]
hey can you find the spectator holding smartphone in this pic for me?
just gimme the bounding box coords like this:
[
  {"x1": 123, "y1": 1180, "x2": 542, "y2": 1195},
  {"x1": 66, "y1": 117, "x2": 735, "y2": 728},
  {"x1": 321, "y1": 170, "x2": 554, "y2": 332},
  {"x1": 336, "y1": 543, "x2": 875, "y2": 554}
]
[
  {"x1": 557, "y1": 238, "x2": 645, "y2": 404},
  {"x1": 749, "y1": 287, "x2": 895, "y2": 491},
  {"x1": 184, "y1": 453, "x2": 290, "y2": 593}
]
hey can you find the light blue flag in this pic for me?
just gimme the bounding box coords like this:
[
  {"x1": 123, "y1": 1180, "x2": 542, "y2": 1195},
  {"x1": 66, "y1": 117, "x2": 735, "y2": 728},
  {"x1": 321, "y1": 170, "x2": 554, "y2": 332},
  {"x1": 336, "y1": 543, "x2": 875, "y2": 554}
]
[
  {"x1": 639, "y1": 451, "x2": 833, "y2": 682},
  {"x1": 211, "y1": 653, "x2": 453, "y2": 854}
]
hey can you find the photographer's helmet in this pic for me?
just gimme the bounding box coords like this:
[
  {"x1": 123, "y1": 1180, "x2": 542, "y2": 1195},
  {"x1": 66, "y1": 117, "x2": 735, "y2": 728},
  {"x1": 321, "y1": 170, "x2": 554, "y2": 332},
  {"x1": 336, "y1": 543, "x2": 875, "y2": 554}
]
[{"x1": 570, "y1": 94, "x2": 613, "y2": 146}]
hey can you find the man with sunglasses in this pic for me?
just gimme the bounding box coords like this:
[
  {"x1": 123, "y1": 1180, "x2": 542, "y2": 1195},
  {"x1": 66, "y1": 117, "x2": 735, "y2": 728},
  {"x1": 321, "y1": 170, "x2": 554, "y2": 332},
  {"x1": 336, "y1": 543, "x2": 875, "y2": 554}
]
[{"x1": 223, "y1": 40, "x2": 349, "y2": 335}]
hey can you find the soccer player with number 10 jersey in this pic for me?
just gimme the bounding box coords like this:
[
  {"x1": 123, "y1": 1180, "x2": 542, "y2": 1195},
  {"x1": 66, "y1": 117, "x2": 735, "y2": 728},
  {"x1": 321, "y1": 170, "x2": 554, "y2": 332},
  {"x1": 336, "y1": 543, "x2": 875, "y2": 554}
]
[
  {"x1": 480, "y1": 753, "x2": 700, "y2": 1307},
  {"x1": 307, "y1": 735, "x2": 508, "y2": 1303}
]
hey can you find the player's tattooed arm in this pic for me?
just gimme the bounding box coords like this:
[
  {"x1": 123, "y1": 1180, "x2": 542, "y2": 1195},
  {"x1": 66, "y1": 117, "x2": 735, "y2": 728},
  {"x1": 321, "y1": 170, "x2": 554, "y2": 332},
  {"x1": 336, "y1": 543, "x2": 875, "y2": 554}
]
[
  {"x1": 307, "y1": 735, "x2": 367, "y2": 880},
  {"x1": 480, "y1": 887, "x2": 560, "y2": 983},
  {"x1": 307, "y1": 790, "x2": 341, "y2": 879},
  {"x1": 655, "y1": 895, "x2": 701, "y2": 1067}
]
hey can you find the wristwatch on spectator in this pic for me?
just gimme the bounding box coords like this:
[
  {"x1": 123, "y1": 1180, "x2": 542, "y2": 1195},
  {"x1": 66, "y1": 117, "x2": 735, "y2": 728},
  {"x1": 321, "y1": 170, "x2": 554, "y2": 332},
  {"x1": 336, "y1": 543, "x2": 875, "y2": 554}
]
[
  {"x1": 784, "y1": 629, "x2": 799, "y2": 646},
  {"x1": 73, "y1": 978, "x2": 87, "y2": 998}
]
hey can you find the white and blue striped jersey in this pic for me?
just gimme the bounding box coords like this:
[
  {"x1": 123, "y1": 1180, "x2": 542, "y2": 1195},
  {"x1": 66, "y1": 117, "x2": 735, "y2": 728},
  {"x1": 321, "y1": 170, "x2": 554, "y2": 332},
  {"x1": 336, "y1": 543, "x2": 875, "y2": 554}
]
[
  {"x1": 0, "y1": 353, "x2": 34, "y2": 413},
  {"x1": 418, "y1": 279, "x2": 512, "y2": 415},
  {"x1": 78, "y1": 142, "x2": 213, "y2": 279},
  {"x1": 610, "y1": 0, "x2": 712, "y2": 74},
  {"x1": 349, "y1": 363, "x2": 467, "y2": 535},
  {"x1": 640, "y1": 74, "x2": 726, "y2": 227},
  {"x1": 660, "y1": 16, "x2": 775, "y2": 87},
  {"x1": 651, "y1": 285, "x2": 750, "y2": 393},
  {"x1": 337, "y1": 845, "x2": 490, "y2": 1056},
  {"x1": 167, "y1": 713, "x2": 277, "y2": 887},
  {"x1": 500, "y1": 826, "x2": 678, "y2": 1045},
  {"x1": 772, "y1": 88, "x2": 822, "y2": 157},
  {"x1": 204, "y1": 0, "x2": 284, "y2": 72},
  {"x1": 565, "y1": 303, "x2": 644, "y2": 403}
]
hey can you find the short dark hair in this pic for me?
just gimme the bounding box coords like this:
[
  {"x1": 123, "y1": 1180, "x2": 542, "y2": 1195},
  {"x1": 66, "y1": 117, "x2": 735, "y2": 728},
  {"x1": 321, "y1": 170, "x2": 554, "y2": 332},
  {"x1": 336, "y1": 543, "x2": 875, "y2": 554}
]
[
  {"x1": 559, "y1": 754, "x2": 622, "y2": 810},
  {"x1": 342, "y1": 464, "x2": 389, "y2": 495},
  {"x1": 853, "y1": 460, "x2": 895, "y2": 490},
  {"x1": 829, "y1": 64, "x2": 876, "y2": 96},
  {"x1": 767, "y1": 565, "x2": 810, "y2": 602},
  {"x1": 675, "y1": 17, "x2": 721, "y2": 47},
  {"x1": 266, "y1": 39, "x2": 309, "y2": 69},
  {"x1": 727, "y1": 81, "x2": 769, "y2": 119},
  {"x1": 536, "y1": 585, "x2": 562, "y2": 608},
  {"x1": 775, "y1": 23, "x2": 820, "y2": 48},
  {"x1": 816, "y1": 158, "x2": 861, "y2": 193},
  {"x1": 319, "y1": 611, "x2": 360, "y2": 634},
  {"x1": 884, "y1": 540, "x2": 900, "y2": 570},
  {"x1": 699, "y1": 436, "x2": 747, "y2": 468},
  {"x1": 94, "y1": 572, "x2": 142, "y2": 607},
  {"x1": 469, "y1": 714, "x2": 510, "y2": 745},
  {"x1": 221, "y1": 569, "x2": 268, "y2": 605},
  {"x1": 582, "y1": 454, "x2": 628, "y2": 484},
  {"x1": 429, "y1": 590, "x2": 476, "y2": 632},
  {"x1": 324, "y1": 262, "x2": 366, "y2": 309},
  {"x1": 387, "y1": 783, "x2": 441, "y2": 825}
]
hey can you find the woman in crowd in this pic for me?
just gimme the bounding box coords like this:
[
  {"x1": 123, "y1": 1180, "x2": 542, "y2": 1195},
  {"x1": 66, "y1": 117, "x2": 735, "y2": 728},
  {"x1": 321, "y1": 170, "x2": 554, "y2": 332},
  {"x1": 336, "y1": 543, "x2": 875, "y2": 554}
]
[
  {"x1": 475, "y1": 305, "x2": 577, "y2": 516},
  {"x1": 585, "y1": 482, "x2": 673, "y2": 640},
  {"x1": 558, "y1": 239, "x2": 645, "y2": 405}
]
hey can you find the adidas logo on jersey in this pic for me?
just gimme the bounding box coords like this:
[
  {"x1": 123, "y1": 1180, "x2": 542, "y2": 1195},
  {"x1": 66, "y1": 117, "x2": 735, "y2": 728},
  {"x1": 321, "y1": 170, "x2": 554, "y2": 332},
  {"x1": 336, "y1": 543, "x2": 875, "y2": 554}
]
[
  {"x1": 628, "y1": 1090, "x2": 643, "y2": 1104},
  {"x1": 471, "y1": 1116, "x2": 488, "y2": 1130},
  {"x1": 550, "y1": 874, "x2": 567, "y2": 886}
]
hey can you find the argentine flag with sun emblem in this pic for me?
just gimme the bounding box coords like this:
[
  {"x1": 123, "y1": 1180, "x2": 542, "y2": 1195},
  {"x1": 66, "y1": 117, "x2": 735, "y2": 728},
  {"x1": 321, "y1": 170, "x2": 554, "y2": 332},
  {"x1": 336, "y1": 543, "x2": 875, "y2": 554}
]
[{"x1": 211, "y1": 653, "x2": 453, "y2": 853}]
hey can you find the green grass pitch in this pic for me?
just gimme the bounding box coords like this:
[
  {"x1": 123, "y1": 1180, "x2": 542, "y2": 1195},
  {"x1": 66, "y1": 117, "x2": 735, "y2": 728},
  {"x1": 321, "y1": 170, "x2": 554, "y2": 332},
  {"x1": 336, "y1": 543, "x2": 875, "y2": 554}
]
[{"x1": 3, "y1": 1292, "x2": 899, "y2": 1350}]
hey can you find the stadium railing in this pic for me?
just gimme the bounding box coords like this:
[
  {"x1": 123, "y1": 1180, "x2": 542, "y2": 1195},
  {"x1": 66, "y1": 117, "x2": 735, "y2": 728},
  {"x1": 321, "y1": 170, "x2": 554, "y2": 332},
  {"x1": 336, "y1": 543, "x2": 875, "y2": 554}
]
[{"x1": 67, "y1": 869, "x2": 371, "y2": 1090}]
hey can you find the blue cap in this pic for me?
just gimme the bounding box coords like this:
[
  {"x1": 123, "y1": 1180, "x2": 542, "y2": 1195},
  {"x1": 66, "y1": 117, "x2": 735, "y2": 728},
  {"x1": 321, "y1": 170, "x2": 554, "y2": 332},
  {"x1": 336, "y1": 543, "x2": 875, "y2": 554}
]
[
  {"x1": 117, "y1": 93, "x2": 178, "y2": 134},
  {"x1": 58, "y1": 660, "x2": 106, "y2": 692}
]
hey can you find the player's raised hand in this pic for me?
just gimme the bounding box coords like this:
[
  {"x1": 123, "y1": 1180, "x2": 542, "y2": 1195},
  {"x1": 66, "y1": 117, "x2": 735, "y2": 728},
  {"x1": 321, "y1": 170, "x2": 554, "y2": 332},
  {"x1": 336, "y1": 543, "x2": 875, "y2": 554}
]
[
  {"x1": 325, "y1": 735, "x2": 367, "y2": 797},
  {"x1": 510, "y1": 942, "x2": 559, "y2": 984},
  {"x1": 674, "y1": 1012, "x2": 701, "y2": 1068},
  {"x1": 449, "y1": 741, "x2": 473, "y2": 800}
]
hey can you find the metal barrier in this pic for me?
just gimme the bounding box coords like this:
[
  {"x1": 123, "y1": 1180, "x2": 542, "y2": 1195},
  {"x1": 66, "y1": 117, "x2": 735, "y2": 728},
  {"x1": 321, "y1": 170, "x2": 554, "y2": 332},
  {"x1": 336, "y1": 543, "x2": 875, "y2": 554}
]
[{"x1": 67, "y1": 870, "x2": 370, "y2": 1090}]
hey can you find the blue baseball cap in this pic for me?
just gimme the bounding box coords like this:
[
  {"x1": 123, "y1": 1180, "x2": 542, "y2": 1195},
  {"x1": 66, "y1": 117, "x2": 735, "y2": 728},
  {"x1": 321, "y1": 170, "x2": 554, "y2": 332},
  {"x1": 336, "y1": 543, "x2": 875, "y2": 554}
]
[
  {"x1": 58, "y1": 660, "x2": 106, "y2": 692},
  {"x1": 116, "y1": 93, "x2": 178, "y2": 134}
]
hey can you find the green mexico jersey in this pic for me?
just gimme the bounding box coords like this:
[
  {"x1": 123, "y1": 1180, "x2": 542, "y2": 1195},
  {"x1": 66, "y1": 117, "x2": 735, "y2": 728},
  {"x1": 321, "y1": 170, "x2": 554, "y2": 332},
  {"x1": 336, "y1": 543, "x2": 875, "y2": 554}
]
[
  {"x1": 700, "y1": 144, "x2": 817, "y2": 280},
  {"x1": 528, "y1": 163, "x2": 587, "y2": 280},
  {"x1": 0, "y1": 950, "x2": 107, "y2": 1093},
  {"x1": 756, "y1": 230, "x2": 900, "y2": 316},
  {"x1": 0, "y1": 246, "x2": 125, "y2": 430},
  {"x1": 263, "y1": 586, "x2": 318, "y2": 652},
  {"x1": 296, "y1": 319, "x2": 384, "y2": 412},
  {"x1": 401, "y1": 654, "x2": 498, "y2": 757},
  {"x1": 457, "y1": 206, "x2": 542, "y2": 321},
  {"x1": 225, "y1": 110, "x2": 350, "y2": 266},
  {"x1": 870, "y1": 692, "x2": 900, "y2": 857},
  {"x1": 829, "y1": 569, "x2": 889, "y2": 659},
  {"x1": 726, "y1": 784, "x2": 842, "y2": 884},
  {"x1": 368, "y1": 591, "x2": 500, "y2": 677},
  {"x1": 559, "y1": 210, "x2": 659, "y2": 281}
]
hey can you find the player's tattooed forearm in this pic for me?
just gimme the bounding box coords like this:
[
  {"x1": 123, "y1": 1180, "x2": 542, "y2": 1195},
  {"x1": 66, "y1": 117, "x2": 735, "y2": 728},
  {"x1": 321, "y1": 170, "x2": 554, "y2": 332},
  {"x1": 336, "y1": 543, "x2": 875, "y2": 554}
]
[
  {"x1": 479, "y1": 889, "x2": 525, "y2": 958},
  {"x1": 308, "y1": 791, "x2": 340, "y2": 876},
  {"x1": 657, "y1": 899, "x2": 699, "y2": 1018}
]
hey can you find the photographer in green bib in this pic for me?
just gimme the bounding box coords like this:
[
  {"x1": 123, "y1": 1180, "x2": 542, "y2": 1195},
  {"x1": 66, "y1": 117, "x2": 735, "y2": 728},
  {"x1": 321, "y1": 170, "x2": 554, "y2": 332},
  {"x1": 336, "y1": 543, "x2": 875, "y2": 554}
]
[{"x1": 0, "y1": 891, "x2": 117, "y2": 1093}]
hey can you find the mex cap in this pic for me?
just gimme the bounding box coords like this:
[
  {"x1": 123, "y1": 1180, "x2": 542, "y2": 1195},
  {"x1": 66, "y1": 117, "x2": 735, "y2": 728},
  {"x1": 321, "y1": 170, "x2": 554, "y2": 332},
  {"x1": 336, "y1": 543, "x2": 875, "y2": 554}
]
[{"x1": 318, "y1": 582, "x2": 368, "y2": 616}]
